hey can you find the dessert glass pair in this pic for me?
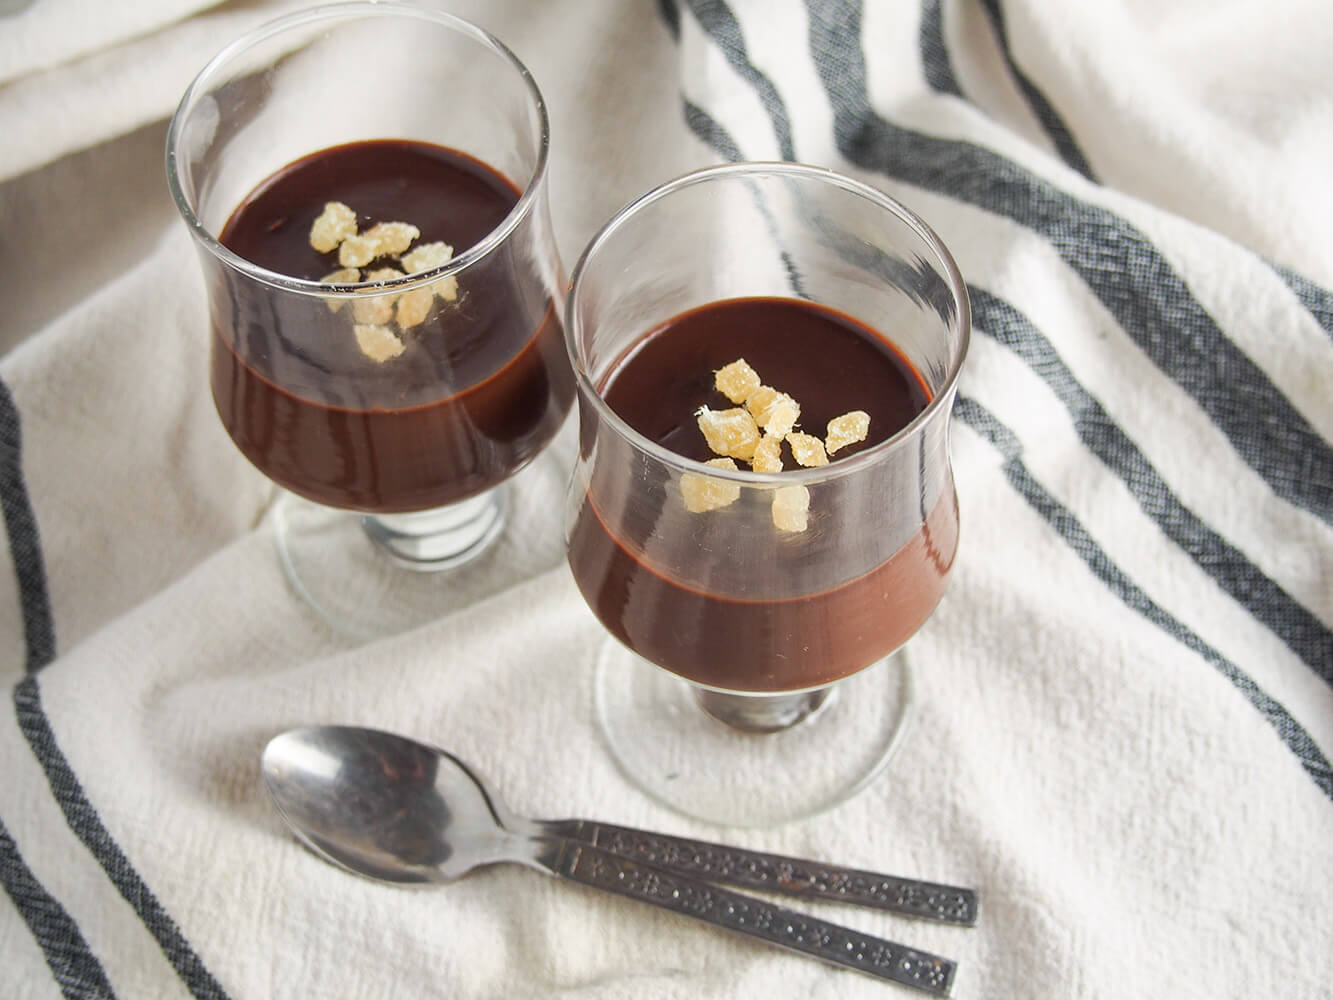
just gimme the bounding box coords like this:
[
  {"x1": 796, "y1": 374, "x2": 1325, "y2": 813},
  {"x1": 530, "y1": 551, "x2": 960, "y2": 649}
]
[{"x1": 168, "y1": 3, "x2": 969, "y2": 827}]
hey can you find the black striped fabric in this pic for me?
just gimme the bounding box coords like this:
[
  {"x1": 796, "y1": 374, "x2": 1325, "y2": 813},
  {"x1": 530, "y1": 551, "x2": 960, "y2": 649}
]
[
  {"x1": 975, "y1": 0, "x2": 1097, "y2": 180},
  {"x1": 0, "y1": 380, "x2": 54, "y2": 675},
  {"x1": 955, "y1": 396, "x2": 1333, "y2": 796},
  {"x1": 920, "y1": 1, "x2": 1333, "y2": 341},
  {"x1": 0, "y1": 816, "x2": 117, "y2": 1000},
  {"x1": 0, "y1": 373, "x2": 232, "y2": 999},
  {"x1": 805, "y1": 0, "x2": 1333, "y2": 526},
  {"x1": 666, "y1": 0, "x2": 1333, "y2": 798}
]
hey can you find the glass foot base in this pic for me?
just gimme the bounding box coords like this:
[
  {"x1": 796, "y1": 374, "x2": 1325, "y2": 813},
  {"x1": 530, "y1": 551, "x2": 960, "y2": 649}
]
[
  {"x1": 593, "y1": 639, "x2": 914, "y2": 828},
  {"x1": 273, "y1": 487, "x2": 508, "y2": 640},
  {"x1": 267, "y1": 438, "x2": 573, "y2": 640}
]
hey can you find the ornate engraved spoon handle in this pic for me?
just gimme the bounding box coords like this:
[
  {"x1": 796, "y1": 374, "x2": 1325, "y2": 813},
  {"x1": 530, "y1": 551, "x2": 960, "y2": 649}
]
[
  {"x1": 542, "y1": 819, "x2": 978, "y2": 926},
  {"x1": 541, "y1": 840, "x2": 957, "y2": 996}
]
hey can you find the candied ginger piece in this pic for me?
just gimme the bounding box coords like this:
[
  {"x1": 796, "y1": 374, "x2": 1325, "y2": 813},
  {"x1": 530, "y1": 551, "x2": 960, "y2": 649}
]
[
  {"x1": 771, "y1": 484, "x2": 810, "y2": 533},
  {"x1": 350, "y1": 268, "x2": 404, "y2": 324},
  {"x1": 786, "y1": 432, "x2": 829, "y2": 468},
  {"x1": 826, "y1": 410, "x2": 871, "y2": 455},
  {"x1": 364, "y1": 222, "x2": 419, "y2": 256},
  {"x1": 351, "y1": 296, "x2": 394, "y2": 326},
  {"x1": 309, "y1": 201, "x2": 357, "y2": 253},
  {"x1": 338, "y1": 221, "x2": 421, "y2": 267},
  {"x1": 319, "y1": 267, "x2": 360, "y2": 312},
  {"x1": 746, "y1": 385, "x2": 800, "y2": 436},
  {"x1": 354, "y1": 323, "x2": 405, "y2": 363},
  {"x1": 401, "y1": 241, "x2": 458, "y2": 301},
  {"x1": 429, "y1": 273, "x2": 459, "y2": 302},
  {"x1": 751, "y1": 433, "x2": 784, "y2": 474},
  {"x1": 714, "y1": 359, "x2": 761, "y2": 404},
  {"x1": 680, "y1": 457, "x2": 742, "y2": 513},
  {"x1": 396, "y1": 285, "x2": 435, "y2": 329},
  {"x1": 401, "y1": 241, "x2": 454, "y2": 274},
  {"x1": 338, "y1": 233, "x2": 379, "y2": 268},
  {"x1": 697, "y1": 406, "x2": 761, "y2": 461}
]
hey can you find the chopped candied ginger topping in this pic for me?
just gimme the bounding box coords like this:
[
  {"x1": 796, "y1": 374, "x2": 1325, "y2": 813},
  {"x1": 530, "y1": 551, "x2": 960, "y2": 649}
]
[
  {"x1": 353, "y1": 324, "x2": 405, "y2": 363},
  {"x1": 401, "y1": 241, "x2": 458, "y2": 302},
  {"x1": 321, "y1": 266, "x2": 360, "y2": 284},
  {"x1": 402, "y1": 241, "x2": 454, "y2": 273},
  {"x1": 309, "y1": 205, "x2": 461, "y2": 361},
  {"x1": 771, "y1": 484, "x2": 810, "y2": 533},
  {"x1": 786, "y1": 432, "x2": 829, "y2": 468},
  {"x1": 714, "y1": 359, "x2": 761, "y2": 404},
  {"x1": 680, "y1": 458, "x2": 742, "y2": 513},
  {"x1": 683, "y1": 357, "x2": 874, "y2": 532},
  {"x1": 826, "y1": 410, "x2": 871, "y2": 455},
  {"x1": 350, "y1": 267, "x2": 404, "y2": 325},
  {"x1": 395, "y1": 286, "x2": 435, "y2": 329},
  {"x1": 696, "y1": 406, "x2": 761, "y2": 461},
  {"x1": 309, "y1": 201, "x2": 357, "y2": 253},
  {"x1": 319, "y1": 267, "x2": 361, "y2": 312},
  {"x1": 339, "y1": 221, "x2": 421, "y2": 267},
  {"x1": 746, "y1": 385, "x2": 800, "y2": 436},
  {"x1": 351, "y1": 295, "x2": 394, "y2": 326},
  {"x1": 750, "y1": 433, "x2": 784, "y2": 474}
]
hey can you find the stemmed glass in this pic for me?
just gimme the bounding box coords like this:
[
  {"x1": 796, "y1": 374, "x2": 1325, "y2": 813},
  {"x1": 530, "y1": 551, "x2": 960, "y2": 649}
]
[
  {"x1": 564, "y1": 163, "x2": 970, "y2": 827},
  {"x1": 166, "y1": 3, "x2": 571, "y2": 638}
]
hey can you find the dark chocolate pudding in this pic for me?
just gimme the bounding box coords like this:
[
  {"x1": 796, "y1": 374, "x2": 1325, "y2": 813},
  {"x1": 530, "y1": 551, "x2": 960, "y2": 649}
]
[
  {"x1": 213, "y1": 139, "x2": 573, "y2": 512},
  {"x1": 567, "y1": 297, "x2": 958, "y2": 692}
]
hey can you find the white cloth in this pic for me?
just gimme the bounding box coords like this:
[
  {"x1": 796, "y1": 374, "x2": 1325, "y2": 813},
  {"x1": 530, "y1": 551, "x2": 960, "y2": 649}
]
[{"x1": 1, "y1": 1, "x2": 1330, "y2": 998}]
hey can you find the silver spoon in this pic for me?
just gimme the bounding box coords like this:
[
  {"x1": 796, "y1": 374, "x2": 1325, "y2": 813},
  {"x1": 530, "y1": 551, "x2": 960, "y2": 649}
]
[{"x1": 261, "y1": 725, "x2": 962, "y2": 996}]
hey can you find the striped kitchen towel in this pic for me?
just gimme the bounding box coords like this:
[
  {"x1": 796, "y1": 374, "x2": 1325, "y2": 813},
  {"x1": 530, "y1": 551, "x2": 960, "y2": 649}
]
[{"x1": 1, "y1": 1, "x2": 1330, "y2": 998}]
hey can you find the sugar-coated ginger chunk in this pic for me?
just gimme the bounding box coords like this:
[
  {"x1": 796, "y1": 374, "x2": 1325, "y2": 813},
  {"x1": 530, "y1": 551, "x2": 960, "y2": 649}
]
[
  {"x1": 786, "y1": 431, "x2": 829, "y2": 468},
  {"x1": 429, "y1": 274, "x2": 459, "y2": 302},
  {"x1": 401, "y1": 241, "x2": 459, "y2": 301},
  {"x1": 338, "y1": 221, "x2": 421, "y2": 267},
  {"x1": 319, "y1": 267, "x2": 360, "y2": 312},
  {"x1": 746, "y1": 385, "x2": 800, "y2": 436},
  {"x1": 680, "y1": 458, "x2": 742, "y2": 513},
  {"x1": 771, "y1": 484, "x2": 810, "y2": 533},
  {"x1": 354, "y1": 323, "x2": 405, "y2": 363},
  {"x1": 395, "y1": 285, "x2": 435, "y2": 328},
  {"x1": 309, "y1": 201, "x2": 357, "y2": 253},
  {"x1": 714, "y1": 359, "x2": 761, "y2": 404},
  {"x1": 350, "y1": 268, "x2": 404, "y2": 324},
  {"x1": 363, "y1": 222, "x2": 419, "y2": 256},
  {"x1": 401, "y1": 241, "x2": 454, "y2": 274},
  {"x1": 697, "y1": 406, "x2": 761, "y2": 461},
  {"x1": 826, "y1": 410, "x2": 871, "y2": 455},
  {"x1": 338, "y1": 233, "x2": 379, "y2": 268},
  {"x1": 750, "y1": 433, "x2": 784, "y2": 474}
]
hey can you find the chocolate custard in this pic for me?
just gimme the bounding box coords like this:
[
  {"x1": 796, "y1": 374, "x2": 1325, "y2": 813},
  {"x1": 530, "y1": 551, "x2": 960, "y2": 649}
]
[
  {"x1": 213, "y1": 139, "x2": 572, "y2": 512},
  {"x1": 567, "y1": 297, "x2": 958, "y2": 692}
]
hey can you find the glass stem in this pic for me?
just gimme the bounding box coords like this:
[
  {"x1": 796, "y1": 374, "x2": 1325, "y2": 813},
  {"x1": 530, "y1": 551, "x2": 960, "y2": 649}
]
[
  {"x1": 360, "y1": 485, "x2": 508, "y2": 571},
  {"x1": 694, "y1": 685, "x2": 836, "y2": 734}
]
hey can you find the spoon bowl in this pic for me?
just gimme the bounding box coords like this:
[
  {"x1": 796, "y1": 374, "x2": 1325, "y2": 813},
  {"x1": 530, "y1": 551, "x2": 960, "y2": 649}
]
[{"x1": 262, "y1": 726, "x2": 527, "y2": 883}]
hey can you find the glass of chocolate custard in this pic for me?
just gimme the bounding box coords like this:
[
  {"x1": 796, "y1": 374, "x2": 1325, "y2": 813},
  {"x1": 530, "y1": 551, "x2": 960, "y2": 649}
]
[
  {"x1": 565, "y1": 163, "x2": 970, "y2": 826},
  {"x1": 166, "y1": 4, "x2": 573, "y2": 637}
]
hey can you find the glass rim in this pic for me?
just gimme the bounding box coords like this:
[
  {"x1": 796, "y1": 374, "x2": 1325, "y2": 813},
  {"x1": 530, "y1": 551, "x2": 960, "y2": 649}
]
[
  {"x1": 563, "y1": 161, "x2": 973, "y2": 486},
  {"x1": 164, "y1": 0, "x2": 551, "y2": 298}
]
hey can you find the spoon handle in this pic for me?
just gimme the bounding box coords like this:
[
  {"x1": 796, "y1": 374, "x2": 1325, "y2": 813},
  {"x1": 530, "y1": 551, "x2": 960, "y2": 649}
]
[
  {"x1": 540, "y1": 840, "x2": 956, "y2": 995},
  {"x1": 543, "y1": 819, "x2": 977, "y2": 926}
]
